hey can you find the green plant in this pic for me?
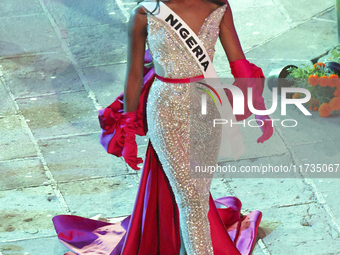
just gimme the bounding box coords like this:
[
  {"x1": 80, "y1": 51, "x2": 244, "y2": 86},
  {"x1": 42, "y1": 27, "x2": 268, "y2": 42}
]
[
  {"x1": 285, "y1": 61, "x2": 340, "y2": 117},
  {"x1": 329, "y1": 47, "x2": 340, "y2": 63}
]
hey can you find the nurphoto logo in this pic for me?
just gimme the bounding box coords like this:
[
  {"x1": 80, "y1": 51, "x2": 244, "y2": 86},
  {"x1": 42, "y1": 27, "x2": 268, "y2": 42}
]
[{"x1": 199, "y1": 79, "x2": 312, "y2": 128}]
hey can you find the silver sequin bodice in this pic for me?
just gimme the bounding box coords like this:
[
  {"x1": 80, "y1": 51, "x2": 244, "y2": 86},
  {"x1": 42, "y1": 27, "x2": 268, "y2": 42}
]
[{"x1": 146, "y1": 4, "x2": 228, "y2": 78}]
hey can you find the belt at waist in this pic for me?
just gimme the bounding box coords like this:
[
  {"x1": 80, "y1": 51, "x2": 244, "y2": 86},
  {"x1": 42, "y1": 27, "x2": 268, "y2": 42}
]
[{"x1": 155, "y1": 74, "x2": 204, "y2": 83}]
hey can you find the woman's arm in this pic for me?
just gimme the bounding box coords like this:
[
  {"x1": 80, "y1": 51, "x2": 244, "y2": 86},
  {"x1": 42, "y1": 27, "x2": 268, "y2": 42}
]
[
  {"x1": 219, "y1": 1, "x2": 245, "y2": 62},
  {"x1": 219, "y1": 2, "x2": 273, "y2": 143},
  {"x1": 123, "y1": 6, "x2": 148, "y2": 112}
]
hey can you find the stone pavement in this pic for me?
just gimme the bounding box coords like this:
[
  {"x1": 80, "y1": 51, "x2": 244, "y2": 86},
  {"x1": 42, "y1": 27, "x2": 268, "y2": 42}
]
[{"x1": 0, "y1": 0, "x2": 339, "y2": 254}]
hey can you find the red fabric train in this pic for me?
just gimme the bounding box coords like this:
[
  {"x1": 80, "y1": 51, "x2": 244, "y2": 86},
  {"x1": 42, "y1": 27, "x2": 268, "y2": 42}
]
[{"x1": 52, "y1": 50, "x2": 264, "y2": 255}]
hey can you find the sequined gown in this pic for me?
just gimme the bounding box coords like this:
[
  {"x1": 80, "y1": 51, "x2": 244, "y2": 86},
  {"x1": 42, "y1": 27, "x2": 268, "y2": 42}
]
[
  {"x1": 52, "y1": 2, "x2": 262, "y2": 255},
  {"x1": 145, "y1": 4, "x2": 227, "y2": 254}
]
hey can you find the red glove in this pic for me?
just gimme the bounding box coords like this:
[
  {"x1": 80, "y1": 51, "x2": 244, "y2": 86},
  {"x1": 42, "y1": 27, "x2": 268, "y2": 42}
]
[
  {"x1": 228, "y1": 59, "x2": 273, "y2": 143},
  {"x1": 120, "y1": 111, "x2": 143, "y2": 170},
  {"x1": 254, "y1": 107, "x2": 274, "y2": 143},
  {"x1": 249, "y1": 79, "x2": 273, "y2": 143}
]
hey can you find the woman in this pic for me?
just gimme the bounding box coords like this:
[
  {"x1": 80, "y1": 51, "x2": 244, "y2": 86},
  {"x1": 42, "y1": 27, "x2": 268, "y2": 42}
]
[{"x1": 53, "y1": 0, "x2": 273, "y2": 254}]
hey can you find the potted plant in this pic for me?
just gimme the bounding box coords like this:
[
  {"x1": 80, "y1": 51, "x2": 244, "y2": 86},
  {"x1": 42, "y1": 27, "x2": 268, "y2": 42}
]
[{"x1": 286, "y1": 49, "x2": 340, "y2": 117}]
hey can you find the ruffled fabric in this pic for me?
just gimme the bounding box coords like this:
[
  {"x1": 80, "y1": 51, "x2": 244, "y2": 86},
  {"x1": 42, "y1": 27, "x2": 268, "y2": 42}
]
[{"x1": 98, "y1": 50, "x2": 155, "y2": 156}]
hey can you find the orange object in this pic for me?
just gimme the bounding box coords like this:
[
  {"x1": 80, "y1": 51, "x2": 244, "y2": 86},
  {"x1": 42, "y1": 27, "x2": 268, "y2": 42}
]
[
  {"x1": 306, "y1": 98, "x2": 319, "y2": 111},
  {"x1": 318, "y1": 103, "x2": 332, "y2": 117},
  {"x1": 313, "y1": 62, "x2": 325, "y2": 69},
  {"x1": 292, "y1": 93, "x2": 301, "y2": 99},
  {"x1": 334, "y1": 88, "x2": 340, "y2": 97},
  {"x1": 307, "y1": 74, "x2": 319, "y2": 86},
  {"x1": 328, "y1": 74, "x2": 339, "y2": 88},
  {"x1": 318, "y1": 75, "x2": 329, "y2": 87},
  {"x1": 329, "y1": 97, "x2": 340, "y2": 111}
]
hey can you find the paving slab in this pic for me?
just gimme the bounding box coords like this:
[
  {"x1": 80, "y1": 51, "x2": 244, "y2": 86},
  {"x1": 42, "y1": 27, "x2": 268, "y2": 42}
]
[
  {"x1": 270, "y1": 103, "x2": 340, "y2": 146},
  {"x1": 318, "y1": 6, "x2": 338, "y2": 22},
  {"x1": 63, "y1": 23, "x2": 128, "y2": 68},
  {"x1": 259, "y1": 204, "x2": 340, "y2": 254},
  {"x1": 246, "y1": 9, "x2": 338, "y2": 62},
  {"x1": 137, "y1": 141, "x2": 149, "y2": 159},
  {"x1": 293, "y1": 140, "x2": 340, "y2": 176},
  {"x1": 57, "y1": 175, "x2": 139, "y2": 218},
  {"x1": 0, "y1": 14, "x2": 62, "y2": 57},
  {"x1": 249, "y1": 59, "x2": 312, "y2": 77},
  {"x1": 0, "y1": 158, "x2": 47, "y2": 191},
  {"x1": 83, "y1": 63, "x2": 127, "y2": 107},
  {"x1": 228, "y1": 0, "x2": 275, "y2": 10},
  {"x1": 38, "y1": 133, "x2": 129, "y2": 182},
  {"x1": 319, "y1": 189, "x2": 340, "y2": 224},
  {"x1": 0, "y1": 235, "x2": 70, "y2": 255},
  {"x1": 0, "y1": 186, "x2": 64, "y2": 242},
  {"x1": 0, "y1": 115, "x2": 37, "y2": 161},
  {"x1": 232, "y1": 6, "x2": 292, "y2": 52},
  {"x1": 214, "y1": 50, "x2": 311, "y2": 78},
  {"x1": 280, "y1": 0, "x2": 335, "y2": 22},
  {"x1": 311, "y1": 178, "x2": 340, "y2": 193},
  {"x1": 0, "y1": 81, "x2": 16, "y2": 117},
  {"x1": 222, "y1": 177, "x2": 315, "y2": 211},
  {"x1": 1, "y1": 53, "x2": 85, "y2": 98},
  {"x1": 16, "y1": 91, "x2": 99, "y2": 139},
  {"x1": 292, "y1": 139, "x2": 340, "y2": 224},
  {"x1": 251, "y1": 244, "x2": 265, "y2": 255},
  {"x1": 0, "y1": 0, "x2": 43, "y2": 17},
  {"x1": 35, "y1": 127, "x2": 147, "y2": 184},
  {"x1": 43, "y1": 0, "x2": 126, "y2": 28}
]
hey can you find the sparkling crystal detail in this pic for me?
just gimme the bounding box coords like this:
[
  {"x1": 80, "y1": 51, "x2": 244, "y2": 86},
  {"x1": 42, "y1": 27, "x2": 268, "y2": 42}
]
[{"x1": 145, "y1": 4, "x2": 227, "y2": 255}]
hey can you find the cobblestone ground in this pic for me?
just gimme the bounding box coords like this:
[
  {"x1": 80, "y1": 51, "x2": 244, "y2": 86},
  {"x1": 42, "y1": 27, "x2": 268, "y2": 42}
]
[{"x1": 0, "y1": 0, "x2": 339, "y2": 254}]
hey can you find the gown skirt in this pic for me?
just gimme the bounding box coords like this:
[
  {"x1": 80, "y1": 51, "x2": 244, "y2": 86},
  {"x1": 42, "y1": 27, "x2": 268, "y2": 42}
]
[{"x1": 52, "y1": 53, "x2": 262, "y2": 254}]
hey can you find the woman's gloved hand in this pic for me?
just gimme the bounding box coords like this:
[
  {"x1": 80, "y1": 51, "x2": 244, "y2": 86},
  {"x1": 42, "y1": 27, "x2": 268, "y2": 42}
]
[
  {"x1": 254, "y1": 104, "x2": 274, "y2": 143},
  {"x1": 120, "y1": 111, "x2": 143, "y2": 170},
  {"x1": 251, "y1": 87, "x2": 274, "y2": 143},
  {"x1": 229, "y1": 58, "x2": 273, "y2": 143}
]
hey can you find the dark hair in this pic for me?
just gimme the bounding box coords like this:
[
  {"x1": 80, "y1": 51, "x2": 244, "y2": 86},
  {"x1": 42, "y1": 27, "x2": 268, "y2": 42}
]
[{"x1": 138, "y1": 0, "x2": 226, "y2": 14}]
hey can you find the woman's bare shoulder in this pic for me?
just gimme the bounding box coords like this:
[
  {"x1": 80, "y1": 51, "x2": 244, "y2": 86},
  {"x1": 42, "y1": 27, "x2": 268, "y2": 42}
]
[
  {"x1": 128, "y1": 4, "x2": 148, "y2": 31},
  {"x1": 131, "y1": 4, "x2": 148, "y2": 18}
]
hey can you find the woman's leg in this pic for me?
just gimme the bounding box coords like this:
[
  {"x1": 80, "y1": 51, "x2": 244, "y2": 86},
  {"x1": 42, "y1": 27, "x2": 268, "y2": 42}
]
[{"x1": 147, "y1": 81, "x2": 221, "y2": 255}]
